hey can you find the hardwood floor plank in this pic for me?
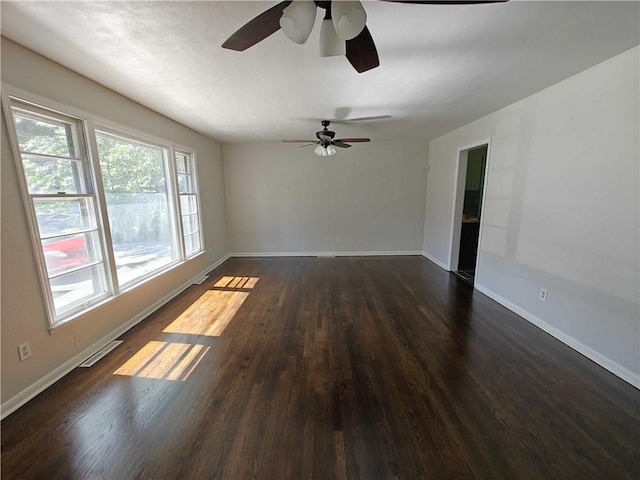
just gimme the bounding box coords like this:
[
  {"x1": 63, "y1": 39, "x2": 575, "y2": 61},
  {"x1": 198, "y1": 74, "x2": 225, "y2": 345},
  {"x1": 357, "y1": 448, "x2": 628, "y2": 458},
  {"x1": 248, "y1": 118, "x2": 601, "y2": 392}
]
[{"x1": 2, "y1": 256, "x2": 639, "y2": 479}]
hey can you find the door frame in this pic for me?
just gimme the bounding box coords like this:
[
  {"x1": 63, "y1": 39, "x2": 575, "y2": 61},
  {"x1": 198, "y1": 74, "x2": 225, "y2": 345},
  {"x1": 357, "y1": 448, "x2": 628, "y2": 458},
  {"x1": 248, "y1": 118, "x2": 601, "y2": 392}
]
[{"x1": 448, "y1": 138, "x2": 492, "y2": 284}]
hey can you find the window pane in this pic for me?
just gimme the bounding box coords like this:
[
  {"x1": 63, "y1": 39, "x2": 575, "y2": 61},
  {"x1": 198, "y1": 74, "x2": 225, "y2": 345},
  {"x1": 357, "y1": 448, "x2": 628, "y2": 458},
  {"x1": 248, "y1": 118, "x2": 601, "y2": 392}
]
[
  {"x1": 42, "y1": 231, "x2": 102, "y2": 277},
  {"x1": 34, "y1": 197, "x2": 97, "y2": 237},
  {"x1": 22, "y1": 155, "x2": 82, "y2": 194},
  {"x1": 13, "y1": 112, "x2": 74, "y2": 157},
  {"x1": 180, "y1": 194, "x2": 198, "y2": 215},
  {"x1": 181, "y1": 213, "x2": 199, "y2": 236},
  {"x1": 176, "y1": 154, "x2": 187, "y2": 174},
  {"x1": 177, "y1": 174, "x2": 192, "y2": 193},
  {"x1": 97, "y1": 132, "x2": 176, "y2": 286},
  {"x1": 51, "y1": 264, "x2": 108, "y2": 313},
  {"x1": 184, "y1": 233, "x2": 200, "y2": 256}
]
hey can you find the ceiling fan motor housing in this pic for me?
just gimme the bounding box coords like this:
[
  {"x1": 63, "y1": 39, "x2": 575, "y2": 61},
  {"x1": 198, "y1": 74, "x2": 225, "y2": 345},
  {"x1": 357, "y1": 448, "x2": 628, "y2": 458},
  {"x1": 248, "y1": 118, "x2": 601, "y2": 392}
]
[{"x1": 316, "y1": 120, "x2": 336, "y2": 146}]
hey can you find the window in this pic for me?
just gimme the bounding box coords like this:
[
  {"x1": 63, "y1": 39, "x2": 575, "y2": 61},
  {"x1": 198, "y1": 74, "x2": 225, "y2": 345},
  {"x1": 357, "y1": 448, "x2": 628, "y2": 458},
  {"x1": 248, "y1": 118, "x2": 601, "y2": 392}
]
[
  {"x1": 5, "y1": 93, "x2": 205, "y2": 327},
  {"x1": 9, "y1": 101, "x2": 109, "y2": 321},
  {"x1": 175, "y1": 150, "x2": 203, "y2": 257},
  {"x1": 96, "y1": 131, "x2": 179, "y2": 287}
]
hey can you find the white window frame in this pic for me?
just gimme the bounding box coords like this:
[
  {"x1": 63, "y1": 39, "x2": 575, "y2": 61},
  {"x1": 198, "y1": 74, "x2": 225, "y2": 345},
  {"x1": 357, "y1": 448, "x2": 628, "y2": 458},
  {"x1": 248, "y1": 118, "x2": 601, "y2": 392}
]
[
  {"x1": 2, "y1": 93, "x2": 112, "y2": 325},
  {"x1": 2, "y1": 85, "x2": 205, "y2": 328},
  {"x1": 93, "y1": 126, "x2": 183, "y2": 289},
  {"x1": 174, "y1": 148, "x2": 204, "y2": 258}
]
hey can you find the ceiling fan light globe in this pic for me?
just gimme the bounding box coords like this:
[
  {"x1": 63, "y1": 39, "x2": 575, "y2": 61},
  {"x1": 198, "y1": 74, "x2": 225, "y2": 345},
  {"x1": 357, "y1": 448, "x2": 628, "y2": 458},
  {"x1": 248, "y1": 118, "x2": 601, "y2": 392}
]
[
  {"x1": 331, "y1": 1, "x2": 367, "y2": 41},
  {"x1": 327, "y1": 145, "x2": 337, "y2": 156},
  {"x1": 314, "y1": 145, "x2": 325, "y2": 156},
  {"x1": 319, "y1": 19, "x2": 346, "y2": 57},
  {"x1": 280, "y1": 0, "x2": 317, "y2": 44}
]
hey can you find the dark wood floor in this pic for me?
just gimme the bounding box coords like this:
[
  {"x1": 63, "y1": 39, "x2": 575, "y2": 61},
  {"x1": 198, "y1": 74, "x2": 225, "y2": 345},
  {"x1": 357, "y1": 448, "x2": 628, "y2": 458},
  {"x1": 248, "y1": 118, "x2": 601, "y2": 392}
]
[{"x1": 2, "y1": 256, "x2": 639, "y2": 479}]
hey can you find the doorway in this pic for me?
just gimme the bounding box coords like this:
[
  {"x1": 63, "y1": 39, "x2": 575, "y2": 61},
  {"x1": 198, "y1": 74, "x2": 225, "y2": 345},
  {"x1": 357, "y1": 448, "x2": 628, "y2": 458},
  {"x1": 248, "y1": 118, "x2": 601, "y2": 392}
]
[{"x1": 450, "y1": 144, "x2": 488, "y2": 285}]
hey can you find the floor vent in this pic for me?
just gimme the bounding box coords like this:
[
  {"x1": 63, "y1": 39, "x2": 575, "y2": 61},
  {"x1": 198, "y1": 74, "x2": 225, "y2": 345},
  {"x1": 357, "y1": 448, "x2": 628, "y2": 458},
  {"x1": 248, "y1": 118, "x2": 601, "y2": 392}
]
[
  {"x1": 78, "y1": 340, "x2": 123, "y2": 367},
  {"x1": 193, "y1": 274, "x2": 209, "y2": 285}
]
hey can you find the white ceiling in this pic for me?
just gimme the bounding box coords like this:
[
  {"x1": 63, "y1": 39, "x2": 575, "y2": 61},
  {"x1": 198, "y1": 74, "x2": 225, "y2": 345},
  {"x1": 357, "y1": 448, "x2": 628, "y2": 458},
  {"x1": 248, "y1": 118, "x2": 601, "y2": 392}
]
[{"x1": 1, "y1": 1, "x2": 638, "y2": 144}]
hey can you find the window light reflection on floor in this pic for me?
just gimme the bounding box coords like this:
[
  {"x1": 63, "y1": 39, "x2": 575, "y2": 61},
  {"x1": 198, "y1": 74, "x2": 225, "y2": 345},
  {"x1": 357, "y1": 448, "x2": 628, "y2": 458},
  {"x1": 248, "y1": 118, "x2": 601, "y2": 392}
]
[
  {"x1": 163, "y1": 290, "x2": 249, "y2": 337},
  {"x1": 114, "y1": 341, "x2": 210, "y2": 381},
  {"x1": 113, "y1": 276, "x2": 259, "y2": 381},
  {"x1": 213, "y1": 276, "x2": 259, "y2": 289}
]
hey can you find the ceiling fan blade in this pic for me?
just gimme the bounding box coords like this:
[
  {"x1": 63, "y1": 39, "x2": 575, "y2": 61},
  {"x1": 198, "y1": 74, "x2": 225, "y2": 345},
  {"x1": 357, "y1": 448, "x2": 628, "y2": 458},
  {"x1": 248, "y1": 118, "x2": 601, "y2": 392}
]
[
  {"x1": 222, "y1": 1, "x2": 292, "y2": 51},
  {"x1": 282, "y1": 140, "x2": 317, "y2": 143},
  {"x1": 379, "y1": 1, "x2": 508, "y2": 4},
  {"x1": 345, "y1": 26, "x2": 379, "y2": 73},
  {"x1": 335, "y1": 138, "x2": 371, "y2": 143},
  {"x1": 332, "y1": 141, "x2": 352, "y2": 148}
]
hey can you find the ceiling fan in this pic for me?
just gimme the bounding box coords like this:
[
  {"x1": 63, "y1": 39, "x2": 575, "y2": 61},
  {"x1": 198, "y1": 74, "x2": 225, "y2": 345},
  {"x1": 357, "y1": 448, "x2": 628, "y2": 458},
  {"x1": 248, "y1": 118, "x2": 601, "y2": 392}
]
[
  {"x1": 283, "y1": 120, "x2": 370, "y2": 156},
  {"x1": 222, "y1": 0, "x2": 509, "y2": 73}
]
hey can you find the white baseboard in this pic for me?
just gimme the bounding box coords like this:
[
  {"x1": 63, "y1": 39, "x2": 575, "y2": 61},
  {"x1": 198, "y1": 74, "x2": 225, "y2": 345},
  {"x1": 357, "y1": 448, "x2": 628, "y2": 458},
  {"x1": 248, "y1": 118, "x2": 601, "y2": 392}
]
[
  {"x1": 474, "y1": 283, "x2": 640, "y2": 390},
  {"x1": 229, "y1": 251, "x2": 422, "y2": 258},
  {"x1": 422, "y1": 251, "x2": 450, "y2": 271},
  {"x1": 0, "y1": 254, "x2": 230, "y2": 420}
]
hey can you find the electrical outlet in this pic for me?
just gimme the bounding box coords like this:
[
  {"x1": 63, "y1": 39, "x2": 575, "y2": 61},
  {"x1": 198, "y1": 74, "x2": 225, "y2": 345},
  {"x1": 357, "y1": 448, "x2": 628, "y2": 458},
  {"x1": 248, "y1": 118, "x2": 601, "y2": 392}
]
[
  {"x1": 539, "y1": 288, "x2": 548, "y2": 302},
  {"x1": 18, "y1": 341, "x2": 32, "y2": 361},
  {"x1": 336, "y1": 236, "x2": 341, "y2": 244}
]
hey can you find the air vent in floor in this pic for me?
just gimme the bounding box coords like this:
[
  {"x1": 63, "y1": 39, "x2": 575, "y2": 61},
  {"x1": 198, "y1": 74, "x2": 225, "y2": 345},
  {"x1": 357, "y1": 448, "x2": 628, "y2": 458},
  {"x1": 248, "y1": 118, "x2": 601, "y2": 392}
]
[
  {"x1": 78, "y1": 340, "x2": 123, "y2": 367},
  {"x1": 192, "y1": 274, "x2": 209, "y2": 285}
]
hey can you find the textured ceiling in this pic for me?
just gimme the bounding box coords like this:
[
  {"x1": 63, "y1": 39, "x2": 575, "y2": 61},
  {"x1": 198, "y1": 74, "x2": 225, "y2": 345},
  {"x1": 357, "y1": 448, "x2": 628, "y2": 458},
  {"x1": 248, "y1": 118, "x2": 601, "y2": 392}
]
[{"x1": 1, "y1": 1, "x2": 638, "y2": 144}]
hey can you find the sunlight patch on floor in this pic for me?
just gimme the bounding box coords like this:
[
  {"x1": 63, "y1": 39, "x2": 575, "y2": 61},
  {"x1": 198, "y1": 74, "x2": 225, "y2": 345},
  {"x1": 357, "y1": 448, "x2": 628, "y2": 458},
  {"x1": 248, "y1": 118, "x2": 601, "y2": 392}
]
[
  {"x1": 163, "y1": 290, "x2": 249, "y2": 337},
  {"x1": 113, "y1": 275, "x2": 258, "y2": 381},
  {"x1": 213, "y1": 276, "x2": 259, "y2": 289},
  {"x1": 114, "y1": 341, "x2": 210, "y2": 381}
]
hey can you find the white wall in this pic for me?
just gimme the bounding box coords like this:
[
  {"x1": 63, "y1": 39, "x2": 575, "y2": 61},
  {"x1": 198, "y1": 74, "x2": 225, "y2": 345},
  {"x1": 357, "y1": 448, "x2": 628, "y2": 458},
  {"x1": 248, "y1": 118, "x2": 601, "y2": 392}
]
[
  {"x1": 423, "y1": 46, "x2": 640, "y2": 385},
  {"x1": 1, "y1": 39, "x2": 228, "y2": 413},
  {"x1": 223, "y1": 141, "x2": 428, "y2": 255}
]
